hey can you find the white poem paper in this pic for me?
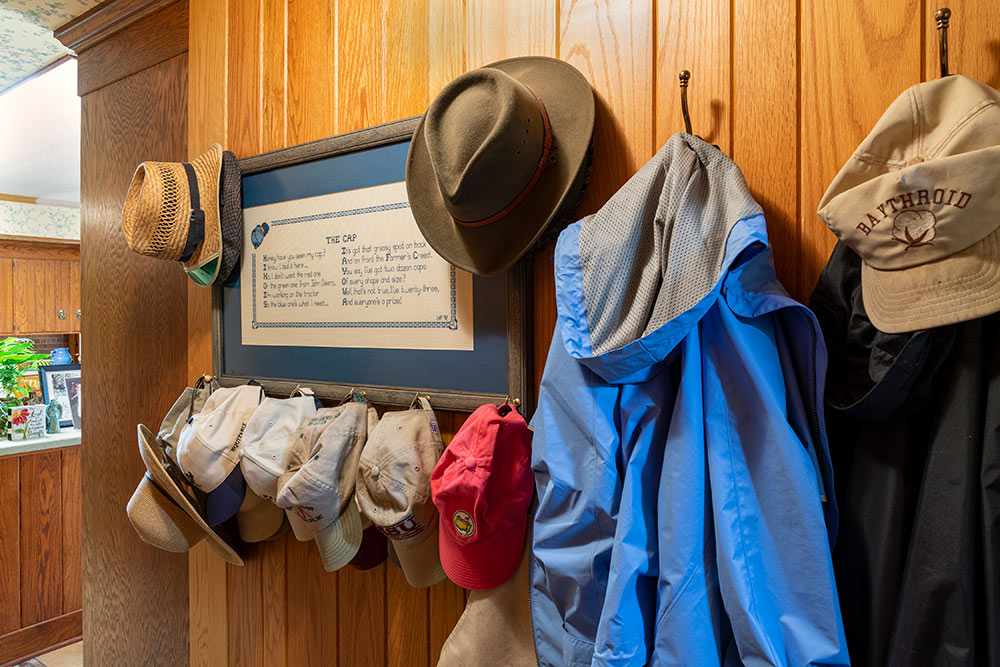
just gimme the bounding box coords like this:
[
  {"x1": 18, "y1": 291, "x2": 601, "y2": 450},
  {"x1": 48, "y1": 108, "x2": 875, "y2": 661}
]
[{"x1": 240, "y1": 181, "x2": 473, "y2": 350}]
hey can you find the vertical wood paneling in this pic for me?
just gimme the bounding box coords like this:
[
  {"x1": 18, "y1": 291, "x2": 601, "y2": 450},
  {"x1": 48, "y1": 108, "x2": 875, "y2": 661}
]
[
  {"x1": 288, "y1": 0, "x2": 335, "y2": 143},
  {"x1": 262, "y1": 0, "x2": 287, "y2": 151},
  {"x1": 228, "y1": 546, "x2": 264, "y2": 667},
  {"x1": 655, "y1": 0, "x2": 731, "y2": 151},
  {"x1": 338, "y1": 565, "x2": 387, "y2": 666},
  {"x1": 732, "y1": 0, "x2": 802, "y2": 298},
  {"x1": 285, "y1": 537, "x2": 338, "y2": 666},
  {"x1": 19, "y1": 452, "x2": 62, "y2": 627},
  {"x1": 559, "y1": 0, "x2": 654, "y2": 213},
  {"x1": 386, "y1": 564, "x2": 429, "y2": 667},
  {"x1": 465, "y1": 0, "x2": 556, "y2": 66},
  {"x1": 0, "y1": 457, "x2": 19, "y2": 635},
  {"x1": 336, "y1": 0, "x2": 385, "y2": 133},
  {"x1": 60, "y1": 448, "x2": 82, "y2": 614},
  {"x1": 69, "y1": 260, "x2": 81, "y2": 332},
  {"x1": 799, "y1": 0, "x2": 921, "y2": 295},
  {"x1": 228, "y1": 0, "x2": 262, "y2": 156},
  {"x1": 188, "y1": 2, "x2": 1000, "y2": 665}
]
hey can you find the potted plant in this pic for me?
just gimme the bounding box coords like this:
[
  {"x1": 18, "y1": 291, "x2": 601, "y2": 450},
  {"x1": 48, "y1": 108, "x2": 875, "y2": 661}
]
[{"x1": 0, "y1": 337, "x2": 49, "y2": 440}]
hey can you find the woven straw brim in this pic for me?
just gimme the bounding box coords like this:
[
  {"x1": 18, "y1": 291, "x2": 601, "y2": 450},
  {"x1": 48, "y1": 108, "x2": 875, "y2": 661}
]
[
  {"x1": 122, "y1": 145, "x2": 222, "y2": 273},
  {"x1": 127, "y1": 475, "x2": 205, "y2": 552},
  {"x1": 137, "y1": 424, "x2": 244, "y2": 565}
]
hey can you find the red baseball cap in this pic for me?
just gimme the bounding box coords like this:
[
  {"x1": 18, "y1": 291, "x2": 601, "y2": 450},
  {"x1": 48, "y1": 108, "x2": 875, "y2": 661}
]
[{"x1": 430, "y1": 403, "x2": 533, "y2": 590}]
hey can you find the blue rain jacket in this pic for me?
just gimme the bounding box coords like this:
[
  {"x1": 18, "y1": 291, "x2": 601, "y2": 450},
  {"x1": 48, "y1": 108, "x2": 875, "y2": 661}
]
[{"x1": 530, "y1": 135, "x2": 849, "y2": 666}]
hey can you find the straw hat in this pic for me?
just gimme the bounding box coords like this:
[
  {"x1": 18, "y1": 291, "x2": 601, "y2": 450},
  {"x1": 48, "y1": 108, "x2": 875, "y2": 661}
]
[
  {"x1": 406, "y1": 57, "x2": 595, "y2": 276},
  {"x1": 122, "y1": 144, "x2": 225, "y2": 285},
  {"x1": 127, "y1": 424, "x2": 244, "y2": 565}
]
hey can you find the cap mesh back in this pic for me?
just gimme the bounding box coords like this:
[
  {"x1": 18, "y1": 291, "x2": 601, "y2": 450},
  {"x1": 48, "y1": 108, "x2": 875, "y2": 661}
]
[{"x1": 578, "y1": 134, "x2": 763, "y2": 355}]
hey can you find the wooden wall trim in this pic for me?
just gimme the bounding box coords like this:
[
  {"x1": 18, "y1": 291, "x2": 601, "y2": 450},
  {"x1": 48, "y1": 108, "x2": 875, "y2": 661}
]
[
  {"x1": 73, "y1": 0, "x2": 189, "y2": 96},
  {"x1": 54, "y1": 0, "x2": 178, "y2": 53},
  {"x1": 0, "y1": 611, "x2": 82, "y2": 667},
  {"x1": 0, "y1": 239, "x2": 80, "y2": 262}
]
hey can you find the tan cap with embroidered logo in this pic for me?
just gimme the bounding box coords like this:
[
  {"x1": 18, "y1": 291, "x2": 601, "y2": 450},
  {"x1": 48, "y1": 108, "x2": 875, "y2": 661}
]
[{"x1": 818, "y1": 75, "x2": 1000, "y2": 333}]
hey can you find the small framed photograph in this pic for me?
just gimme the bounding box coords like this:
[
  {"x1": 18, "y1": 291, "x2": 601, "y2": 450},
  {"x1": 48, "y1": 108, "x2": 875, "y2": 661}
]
[
  {"x1": 65, "y1": 376, "x2": 82, "y2": 429},
  {"x1": 39, "y1": 364, "x2": 81, "y2": 428}
]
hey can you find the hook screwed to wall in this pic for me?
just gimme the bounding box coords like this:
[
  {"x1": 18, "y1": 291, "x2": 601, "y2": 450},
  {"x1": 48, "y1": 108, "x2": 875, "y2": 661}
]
[
  {"x1": 936, "y1": 7, "x2": 951, "y2": 77},
  {"x1": 679, "y1": 70, "x2": 693, "y2": 135}
]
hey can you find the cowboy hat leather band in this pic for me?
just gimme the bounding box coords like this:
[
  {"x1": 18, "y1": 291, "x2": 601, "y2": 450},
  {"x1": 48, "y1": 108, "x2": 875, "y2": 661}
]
[
  {"x1": 178, "y1": 162, "x2": 206, "y2": 263},
  {"x1": 453, "y1": 87, "x2": 553, "y2": 228}
]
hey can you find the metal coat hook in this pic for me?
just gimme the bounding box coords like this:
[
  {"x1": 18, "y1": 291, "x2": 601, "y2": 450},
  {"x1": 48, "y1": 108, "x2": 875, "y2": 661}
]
[
  {"x1": 679, "y1": 70, "x2": 693, "y2": 134},
  {"x1": 936, "y1": 7, "x2": 951, "y2": 77}
]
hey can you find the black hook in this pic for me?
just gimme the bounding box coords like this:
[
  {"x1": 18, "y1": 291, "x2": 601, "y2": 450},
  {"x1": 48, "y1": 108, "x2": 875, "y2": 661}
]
[
  {"x1": 936, "y1": 7, "x2": 951, "y2": 77},
  {"x1": 679, "y1": 70, "x2": 693, "y2": 135}
]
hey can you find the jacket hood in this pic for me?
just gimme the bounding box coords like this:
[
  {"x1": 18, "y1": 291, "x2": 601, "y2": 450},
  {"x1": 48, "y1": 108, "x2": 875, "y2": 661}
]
[{"x1": 554, "y1": 133, "x2": 767, "y2": 382}]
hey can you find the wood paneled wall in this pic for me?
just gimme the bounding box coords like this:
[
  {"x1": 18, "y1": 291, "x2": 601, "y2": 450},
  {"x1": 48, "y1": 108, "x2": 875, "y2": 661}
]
[
  {"x1": 179, "y1": 1, "x2": 1000, "y2": 665},
  {"x1": 0, "y1": 447, "x2": 81, "y2": 667}
]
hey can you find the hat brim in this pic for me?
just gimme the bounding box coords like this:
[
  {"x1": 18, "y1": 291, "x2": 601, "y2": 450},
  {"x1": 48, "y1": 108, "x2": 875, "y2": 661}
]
[
  {"x1": 438, "y1": 514, "x2": 527, "y2": 590},
  {"x1": 127, "y1": 475, "x2": 205, "y2": 552},
  {"x1": 183, "y1": 144, "x2": 223, "y2": 284},
  {"x1": 137, "y1": 424, "x2": 244, "y2": 565},
  {"x1": 862, "y1": 223, "x2": 1000, "y2": 333},
  {"x1": 236, "y1": 489, "x2": 285, "y2": 543},
  {"x1": 313, "y1": 501, "x2": 364, "y2": 572},
  {"x1": 216, "y1": 150, "x2": 243, "y2": 285},
  {"x1": 406, "y1": 56, "x2": 595, "y2": 276},
  {"x1": 391, "y1": 519, "x2": 447, "y2": 588}
]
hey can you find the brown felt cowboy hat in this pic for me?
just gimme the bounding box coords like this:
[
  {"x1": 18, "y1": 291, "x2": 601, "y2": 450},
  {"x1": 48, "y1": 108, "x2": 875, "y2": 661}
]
[
  {"x1": 406, "y1": 57, "x2": 595, "y2": 276},
  {"x1": 122, "y1": 144, "x2": 244, "y2": 286}
]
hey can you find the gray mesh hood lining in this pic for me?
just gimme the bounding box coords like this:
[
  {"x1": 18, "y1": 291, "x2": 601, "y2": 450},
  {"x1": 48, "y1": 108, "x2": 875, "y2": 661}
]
[{"x1": 578, "y1": 134, "x2": 763, "y2": 356}]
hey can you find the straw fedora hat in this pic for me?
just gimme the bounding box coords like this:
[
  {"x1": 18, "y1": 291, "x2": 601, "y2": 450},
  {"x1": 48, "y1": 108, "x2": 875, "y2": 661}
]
[
  {"x1": 122, "y1": 144, "x2": 240, "y2": 286},
  {"x1": 128, "y1": 423, "x2": 244, "y2": 565},
  {"x1": 406, "y1": 56, "x2": 595, "y2": 276}
]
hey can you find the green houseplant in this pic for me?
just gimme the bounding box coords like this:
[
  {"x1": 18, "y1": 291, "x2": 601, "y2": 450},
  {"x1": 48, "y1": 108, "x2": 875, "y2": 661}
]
[{"x1": 0, "y1": 337, "x2": 49, "y2": 438}]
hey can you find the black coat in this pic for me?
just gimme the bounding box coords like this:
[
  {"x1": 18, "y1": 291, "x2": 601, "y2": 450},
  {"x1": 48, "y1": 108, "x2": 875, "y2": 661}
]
[{"x1": 810, "y1": 242, "x2": 1000, "y2": 667}]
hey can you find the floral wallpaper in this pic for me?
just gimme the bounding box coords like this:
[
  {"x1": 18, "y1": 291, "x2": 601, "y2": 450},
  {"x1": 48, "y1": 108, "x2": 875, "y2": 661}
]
[
  {"x1": 0, "y1": 0, "x2": 103, "y2": 93},
  {"x1": 0, "y1": 200, "x2": 79, "y2": 239}
]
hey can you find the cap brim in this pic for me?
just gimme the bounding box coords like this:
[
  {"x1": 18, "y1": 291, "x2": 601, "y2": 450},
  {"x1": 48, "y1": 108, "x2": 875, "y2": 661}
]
[
  {"x1": 314, "y1": 502, "x2": 363, "y2": 572},
  {"x1": 287, "y1": 510, "x2": 314, "y2": 541},
  {"x1": 205, "y1": 465, "x2": 246, "y2": 527},
  {"x1": 236, "y1": 490, "x2": 285, "y2": 543},
  {"x1": 438, "y1": 515, "x2": 527, "y2": 590},
  {"x1": 862, "y1": 223, "x2": 1000, "y2": 333},
  {"x1": 137, "y1": 424, "x2": 244, "y2": 566},
  {"x1": 406, "y1": 56, "x2": 595, "y2": 276},
  {"x1": 391, "y1": 520, "x2": 446, "y2": 588},
  {"x1": 349, "y1": 523, "x2": 388, "y2": 570}
]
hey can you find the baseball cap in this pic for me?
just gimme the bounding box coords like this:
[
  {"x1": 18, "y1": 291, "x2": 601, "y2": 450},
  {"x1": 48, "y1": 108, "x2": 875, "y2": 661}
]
[
  {"x1": 356, "y1": 397, "x2": 446, "y2": 588},
  {"x1": 348, "y1": 517, "x2": 389, "y2": 570},
  {"x1": 240, "y1": 395, "x2": 318, "y2": 502},
  {"x1": 431, "y1": 403, "x2": 532, "y2": 589},
  {"x1": 176, "y1": 384, "x2": 263, "y2": 525},
  {"x1": 275, "y1": 402, "x2": 379, "y2": 572},
  {"x1": 818, "y1": 75, "x2": 1000, "y2": 333}
]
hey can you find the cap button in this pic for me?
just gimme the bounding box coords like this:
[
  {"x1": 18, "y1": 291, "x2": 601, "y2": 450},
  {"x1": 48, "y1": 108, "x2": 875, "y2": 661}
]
[
  {"x1": 372, "y1": 466, "x2": 381, "y2": 478},
  {"x1": 465, "y1": 458, "x2": 477, "y2": 472}
]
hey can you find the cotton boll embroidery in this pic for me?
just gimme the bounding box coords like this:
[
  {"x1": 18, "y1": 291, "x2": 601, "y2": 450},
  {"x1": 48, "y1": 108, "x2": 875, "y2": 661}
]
[{"x1": 892, "y1": 209, "x2": 937, "y2": 250}]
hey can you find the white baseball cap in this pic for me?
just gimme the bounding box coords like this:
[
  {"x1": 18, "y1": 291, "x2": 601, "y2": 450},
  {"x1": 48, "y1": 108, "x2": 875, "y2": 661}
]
[
  {"x1": 240, "y1": 395, "x2": 318, "y2": 503},
  {"x1": 175, "y1": 384, "x2": 284, "y2": 533},
  {"x1": 275, "y1": 402, "x2": 379, "y2": 571},
  {"x1": 356, "y1": 397, "x2": 446, "y2": 588}
]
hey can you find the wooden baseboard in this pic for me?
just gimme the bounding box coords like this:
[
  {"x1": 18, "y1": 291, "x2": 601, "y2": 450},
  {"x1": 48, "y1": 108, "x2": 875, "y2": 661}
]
[{"x1": 0, "y1": 610, "x2": 82, "y2": 667}]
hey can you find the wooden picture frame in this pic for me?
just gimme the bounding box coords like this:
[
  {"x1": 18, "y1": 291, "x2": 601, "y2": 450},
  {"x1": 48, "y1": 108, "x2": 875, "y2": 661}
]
[{"x1": 212, "y1": 118, "x2": 531, "y2": 413}]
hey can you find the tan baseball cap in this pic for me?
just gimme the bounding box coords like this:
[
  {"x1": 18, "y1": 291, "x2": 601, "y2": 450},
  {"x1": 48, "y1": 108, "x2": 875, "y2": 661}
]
[
  {"x1": 356, "y1": 398, "x2": 446, "y2": 588},
  {"x1": 275, "y1": 402, "x2": 379, "y2": 572},
  {"x1": 818, "y1": 75, "x2": 1000, "y2": 333},
  {"x1": 240, "y1": 395, "x2": 318, "y2": 502}
]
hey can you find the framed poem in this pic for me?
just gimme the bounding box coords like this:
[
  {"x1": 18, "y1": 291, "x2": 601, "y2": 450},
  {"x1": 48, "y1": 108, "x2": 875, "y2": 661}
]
[
  {"x1": 212, "y1": 117, "x2": 531, "y2": 413},
  {"x1": 39, "y1": 363, "x2": 81, "y2": 428}
]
